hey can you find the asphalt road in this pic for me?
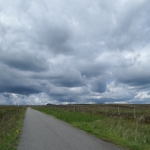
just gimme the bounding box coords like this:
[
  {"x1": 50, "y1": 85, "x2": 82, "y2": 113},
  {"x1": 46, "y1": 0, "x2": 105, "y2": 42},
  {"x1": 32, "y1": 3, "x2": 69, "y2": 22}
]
[{"x1": 18, "y1": 108, "x2": 124, "y2": 150}]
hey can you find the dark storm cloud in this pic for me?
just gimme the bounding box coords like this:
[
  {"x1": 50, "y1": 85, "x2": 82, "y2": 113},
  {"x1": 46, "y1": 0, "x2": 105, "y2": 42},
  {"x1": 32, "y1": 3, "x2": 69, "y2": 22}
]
[
  {"x1": 113, "y1": 54, "x2": 150, "y2": 89},
  {"x1": 50, "y1": 72, "x2": 86, "y2": 88},
  {"x1": 0, "y1": 86, "x2": 41, "y2": 95},
  {"x1": 47, "y1": 86, "x2": 89, "y2": 104},
  {"x1": 119, "y1": 77, "x2": 150, "y2": 88},
  {"x1": 30, "y1": 67, "x2": 86, "y2": 88},
  {"x1": 0, "y1": 77, "x2": 43, "y2": 95},
  {"x1": 90, "y1": 81, "x2": 106, "y2": 93},
  {"x1": 79, "y1": 63, "x2": 107, "y2": 78},
  {"x1": 0, "y1": 63, "x2": 43, "y2": 95},
  {"x1": 0, "y1": 54, "x2": 48, "y2": 72},
  {"x1": 51, "y1": 77, "x2": 85, "y2": 87},
  {"x1": 3, "y1": 93, "x2": 10, "y2": 98},
  {"x1": 0, "y1": 0, "x2": 150, "y2": 105}
]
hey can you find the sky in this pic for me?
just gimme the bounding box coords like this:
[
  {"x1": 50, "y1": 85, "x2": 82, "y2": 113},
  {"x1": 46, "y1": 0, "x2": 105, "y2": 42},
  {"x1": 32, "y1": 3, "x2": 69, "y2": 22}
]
[{"x1": 0, "y1": 0, "x2": 150, "y2": 105}]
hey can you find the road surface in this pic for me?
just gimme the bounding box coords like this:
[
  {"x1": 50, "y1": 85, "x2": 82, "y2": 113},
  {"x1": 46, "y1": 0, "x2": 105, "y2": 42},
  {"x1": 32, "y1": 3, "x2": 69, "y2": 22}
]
[{"x1": 18, "y1": 108, "x2": 124, "y2": 150}]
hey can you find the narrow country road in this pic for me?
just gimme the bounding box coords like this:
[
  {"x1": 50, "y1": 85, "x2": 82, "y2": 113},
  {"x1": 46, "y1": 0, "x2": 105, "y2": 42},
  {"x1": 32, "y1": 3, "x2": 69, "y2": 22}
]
[{"x1": 18, "y1": 108, "x2": 124, "y2": 150}]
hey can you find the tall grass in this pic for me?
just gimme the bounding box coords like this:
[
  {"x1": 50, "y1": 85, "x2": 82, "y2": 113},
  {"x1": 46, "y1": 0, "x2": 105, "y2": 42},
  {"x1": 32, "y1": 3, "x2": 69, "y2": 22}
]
[
  {"x1": 34, "y1": 106, "x2": 150, "y2": 150},
  {"x1": 0, "y1": 106, "x2": 26, "y2": 150},
  {"x1": 76, "y1": 117, "x2": 150, "y2": 150}
]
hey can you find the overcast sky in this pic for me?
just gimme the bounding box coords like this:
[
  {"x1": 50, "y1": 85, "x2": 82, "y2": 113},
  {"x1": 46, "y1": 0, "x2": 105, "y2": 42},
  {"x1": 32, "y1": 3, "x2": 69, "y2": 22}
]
[{"x1": 0, "y1": 0, "x2": 150, "y2": 105}]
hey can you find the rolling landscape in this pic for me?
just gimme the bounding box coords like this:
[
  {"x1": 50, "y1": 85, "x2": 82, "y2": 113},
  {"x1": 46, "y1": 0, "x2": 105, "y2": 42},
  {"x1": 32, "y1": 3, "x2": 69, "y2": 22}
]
[{"x1": 1, "y1": 104, "x2": 150, "y2": 150}]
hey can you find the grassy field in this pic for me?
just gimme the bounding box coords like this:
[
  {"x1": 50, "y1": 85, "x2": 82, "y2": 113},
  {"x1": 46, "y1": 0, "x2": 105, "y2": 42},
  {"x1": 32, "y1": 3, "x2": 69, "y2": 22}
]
[
  {"x1": 33, "y1": 105, "x2": 150, "y2": 150},
  {"x1": 0, "y1": 106, "x2": 26, "y2": 150}
]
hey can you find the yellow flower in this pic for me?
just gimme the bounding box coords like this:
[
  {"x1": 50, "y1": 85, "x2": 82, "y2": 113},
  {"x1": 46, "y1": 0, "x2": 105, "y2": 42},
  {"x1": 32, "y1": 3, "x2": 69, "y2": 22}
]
[{"x1": 16, "y1": 130, "x2": 19, "y2": 133}]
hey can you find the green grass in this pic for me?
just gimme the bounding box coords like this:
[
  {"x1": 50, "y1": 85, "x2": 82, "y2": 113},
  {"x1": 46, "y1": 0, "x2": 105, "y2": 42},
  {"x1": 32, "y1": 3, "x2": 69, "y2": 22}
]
[
  {"x1": 33, "y1": 106, "x2": 150, "y2": 150},
  {"x1": 0, "y1": 106, "x2": 26, "y2": 150}
]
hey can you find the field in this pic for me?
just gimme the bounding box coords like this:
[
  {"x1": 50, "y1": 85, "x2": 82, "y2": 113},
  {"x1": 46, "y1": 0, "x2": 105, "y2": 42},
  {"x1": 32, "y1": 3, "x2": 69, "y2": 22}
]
[
  {"x1": 33, "y1": 104, "x2": 150, "y2": 150},
  {"x1": 0, "y1": 106, "x2": 26, "y2": 150}
]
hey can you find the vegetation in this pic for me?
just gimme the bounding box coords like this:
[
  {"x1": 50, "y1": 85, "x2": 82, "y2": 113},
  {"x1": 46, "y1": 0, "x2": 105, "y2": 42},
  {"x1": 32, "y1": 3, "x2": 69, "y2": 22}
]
[
  {"x1": 33, "y1": 105, "x2": 150, "y2": 150},
  {"x1": 0, "y1": 106, "x2": 26, "y2": 150}
]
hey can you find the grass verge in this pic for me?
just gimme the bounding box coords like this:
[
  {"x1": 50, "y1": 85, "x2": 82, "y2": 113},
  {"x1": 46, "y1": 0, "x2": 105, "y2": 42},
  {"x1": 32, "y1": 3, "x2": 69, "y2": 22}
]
[
  {"x1": 33, "y1": 107, "x2": 150, "y2": 150},
  {"x1": 0, "y1": 106, "x2": 26, "y2": 150}
]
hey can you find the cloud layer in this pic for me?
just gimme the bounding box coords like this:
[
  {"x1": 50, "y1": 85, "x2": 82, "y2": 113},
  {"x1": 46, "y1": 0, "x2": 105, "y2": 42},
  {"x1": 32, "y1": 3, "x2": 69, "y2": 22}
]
[{"x1": 0, "y1": 0, "x2": 150, "y2": 105}]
